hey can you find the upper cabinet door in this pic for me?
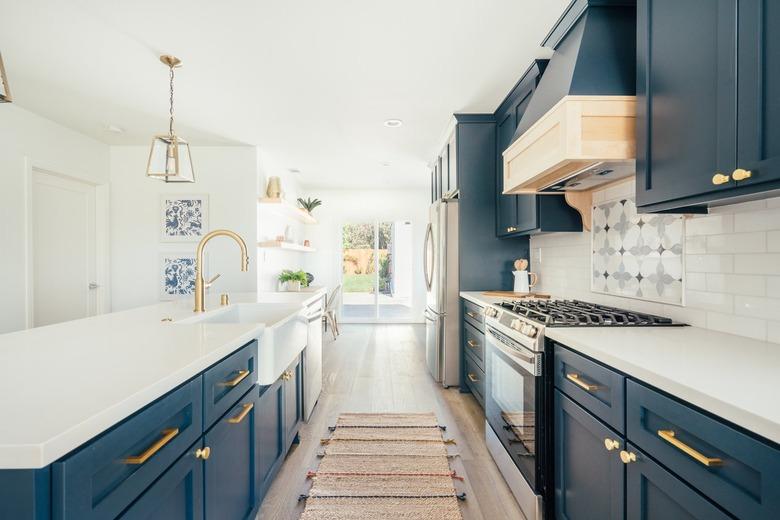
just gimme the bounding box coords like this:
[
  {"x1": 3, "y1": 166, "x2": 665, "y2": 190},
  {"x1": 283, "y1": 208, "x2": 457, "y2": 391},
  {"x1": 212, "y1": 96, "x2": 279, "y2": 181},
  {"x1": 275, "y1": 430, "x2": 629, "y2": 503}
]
[
  {"x1": 636, "y1": 0, "x2": 738, "y2": 209},
  {"x1": 448, "y1": 131, "x2": 457, "y2": 192},
  {"x1": 737, "y1": 0, "x2": 780, "y2": 188},
  {"x1": 440, "y1": 144, "x2": 450, "y2": 195},
  {"x1": 496, "y1": 112, "x2": 518, "y2": 236}
]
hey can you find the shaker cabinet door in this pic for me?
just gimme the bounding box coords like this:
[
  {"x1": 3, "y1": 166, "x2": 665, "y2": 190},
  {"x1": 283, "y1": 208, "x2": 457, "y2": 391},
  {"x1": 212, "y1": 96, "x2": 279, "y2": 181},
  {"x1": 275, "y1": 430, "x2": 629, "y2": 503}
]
[{"x1": 636, "y1": 0, "x2": 738, "y2": 209}]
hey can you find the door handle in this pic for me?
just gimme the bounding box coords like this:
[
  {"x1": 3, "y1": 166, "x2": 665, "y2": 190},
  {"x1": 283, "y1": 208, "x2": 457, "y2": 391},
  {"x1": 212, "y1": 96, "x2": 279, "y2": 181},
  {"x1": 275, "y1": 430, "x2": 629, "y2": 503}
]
[
  {"x1": 423, "y1": 223, "x2": 434, "y2": 290},
  {"x1": 88, "y1": 282, "x2": 100, "y2": 290}
]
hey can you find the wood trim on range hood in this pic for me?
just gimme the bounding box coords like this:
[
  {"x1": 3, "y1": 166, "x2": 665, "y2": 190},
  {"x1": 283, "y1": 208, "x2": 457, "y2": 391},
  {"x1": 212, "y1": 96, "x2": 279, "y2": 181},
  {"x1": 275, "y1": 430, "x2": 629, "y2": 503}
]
[{"x1": 501, "y1": 95, "x2": 636, "y2": 230}]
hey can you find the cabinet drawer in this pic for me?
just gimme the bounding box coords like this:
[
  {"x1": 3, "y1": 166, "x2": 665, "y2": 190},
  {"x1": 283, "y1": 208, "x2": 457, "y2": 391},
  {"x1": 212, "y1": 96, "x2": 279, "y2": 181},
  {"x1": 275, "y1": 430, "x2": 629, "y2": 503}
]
[
  {"x1": 53, "y1": 378, "x2": 203, "y2": 520},
  {"x1": 554, "y1": 345, "x2": 625, "y2": 433},
  {"x1": 119, "y1": 445, "x2": 203, "y2": 520},
  {"x1": 463, "y1": 300, "x2": 484, "y2": 332},
  {"x1": 463, "y1": 353, "x2": 485, "y2": 407},
  {"x1": 202, "y1": 340, "x2": 258, "y2": 429},
  {"x1": 627, "y1": 380, "x2": 780, "y2": 519},
  {"x1": 462, "y1": 322, "x2": 484, "y2": 368},
  {"x1": 625, "y1": 443, "x2": 731, "y2": 520}
]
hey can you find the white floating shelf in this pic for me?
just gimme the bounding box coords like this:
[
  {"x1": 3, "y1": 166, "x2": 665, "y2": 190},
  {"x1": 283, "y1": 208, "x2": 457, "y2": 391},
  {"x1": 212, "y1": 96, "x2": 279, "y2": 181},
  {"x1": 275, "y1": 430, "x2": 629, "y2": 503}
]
[
  {"x1": 257, "y1": 240, "x2": 316, "y2": 252},
  {"x1": 258, "y1": 197, "x2": 317, "y2": 224}
]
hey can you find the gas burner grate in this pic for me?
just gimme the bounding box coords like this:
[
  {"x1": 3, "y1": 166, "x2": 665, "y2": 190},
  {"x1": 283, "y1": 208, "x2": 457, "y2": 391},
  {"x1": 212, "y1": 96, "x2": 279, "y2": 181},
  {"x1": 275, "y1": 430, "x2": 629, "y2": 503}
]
[{"x1": 499, "y1": 299, "x2": 682, "y2": 327}]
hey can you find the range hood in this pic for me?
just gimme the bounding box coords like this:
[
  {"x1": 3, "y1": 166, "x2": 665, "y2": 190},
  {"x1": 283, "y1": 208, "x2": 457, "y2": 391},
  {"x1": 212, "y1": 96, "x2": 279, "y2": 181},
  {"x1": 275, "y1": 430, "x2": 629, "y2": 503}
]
[{"x1": 502, "y1": 0, "x2": 637, "y2": 228}]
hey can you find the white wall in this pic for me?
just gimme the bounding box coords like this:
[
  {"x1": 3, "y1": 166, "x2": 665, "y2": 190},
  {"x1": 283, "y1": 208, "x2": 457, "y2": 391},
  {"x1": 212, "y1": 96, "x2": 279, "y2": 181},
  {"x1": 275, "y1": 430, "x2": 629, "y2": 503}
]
[
  {"x1": 0, "y1": 104, "x2": 110, "y2": 333},
  {"x1": 301, "y1": 188, "x2": 429, "y2": 322},
  {"x1": 109, "y1": 146, "x2": 259, "y2": 311},
  {"x1": 531, "y1": 179, "x2": 780, "y2": 344}
]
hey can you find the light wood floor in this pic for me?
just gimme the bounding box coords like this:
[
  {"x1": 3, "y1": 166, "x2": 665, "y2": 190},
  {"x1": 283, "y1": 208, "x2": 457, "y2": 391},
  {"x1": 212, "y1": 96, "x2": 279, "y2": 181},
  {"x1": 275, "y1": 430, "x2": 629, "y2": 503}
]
[{"x1": 257, "y1": 324, "x2": 525, "y2": 520}]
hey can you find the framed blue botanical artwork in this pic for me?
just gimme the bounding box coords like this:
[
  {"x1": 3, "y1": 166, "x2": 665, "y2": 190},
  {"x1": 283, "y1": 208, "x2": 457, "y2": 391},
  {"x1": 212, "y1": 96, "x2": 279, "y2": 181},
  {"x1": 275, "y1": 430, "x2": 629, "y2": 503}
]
[
  {"x1": 161, "y1": 194, "x2": 209, "y2": 242},
  {"x1": 159, "y1": 252, "x2": 208, "y2": 300}
]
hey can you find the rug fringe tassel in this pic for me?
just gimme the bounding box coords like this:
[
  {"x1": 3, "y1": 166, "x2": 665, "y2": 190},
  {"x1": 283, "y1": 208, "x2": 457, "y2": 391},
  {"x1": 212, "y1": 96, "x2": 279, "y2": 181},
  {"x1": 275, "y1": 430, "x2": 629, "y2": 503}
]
[
  {"x1": 328, "y1": 424, "x2": 447, "y2": 431},
  {"x1": 298, "y1": 492, "x2": 467, "y2": 500},
  {"x1": 306, "y1": 470, "x2": 465, "y2": 482},
  {"x1": 320, "y1": 437, "x2": 457, "y2": 445}
]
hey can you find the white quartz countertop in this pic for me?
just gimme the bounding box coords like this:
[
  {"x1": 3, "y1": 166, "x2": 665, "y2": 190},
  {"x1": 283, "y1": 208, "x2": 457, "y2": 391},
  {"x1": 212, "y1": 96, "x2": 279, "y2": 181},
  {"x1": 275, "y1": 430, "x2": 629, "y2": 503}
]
[
  {"x1": 0, "y1": 289, "x2": 326, "y2": 469},
  {"x1": 460, "y1": 291, "x2": 780, "y2": 445}
]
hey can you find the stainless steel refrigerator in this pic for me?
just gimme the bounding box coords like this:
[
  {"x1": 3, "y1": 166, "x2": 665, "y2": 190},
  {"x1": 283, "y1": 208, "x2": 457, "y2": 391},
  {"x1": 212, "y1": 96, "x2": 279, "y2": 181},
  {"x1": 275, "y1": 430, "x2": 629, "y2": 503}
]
[{"x1": 424, "y1": 198, "x2": 460, "y2": 387}]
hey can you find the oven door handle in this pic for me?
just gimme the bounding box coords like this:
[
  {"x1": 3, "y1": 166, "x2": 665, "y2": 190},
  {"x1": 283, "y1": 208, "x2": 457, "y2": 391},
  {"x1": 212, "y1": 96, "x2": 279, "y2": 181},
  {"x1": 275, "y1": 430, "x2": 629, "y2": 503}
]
[{"x1": 487, "y1": 330, "x2": 540, "y2": 376}]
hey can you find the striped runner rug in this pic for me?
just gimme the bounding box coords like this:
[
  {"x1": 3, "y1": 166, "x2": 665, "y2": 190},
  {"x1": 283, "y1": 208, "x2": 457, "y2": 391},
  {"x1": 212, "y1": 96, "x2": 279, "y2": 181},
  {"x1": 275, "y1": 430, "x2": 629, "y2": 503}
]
[{"x1": 300, "y1": 412, "x2": 465, "y2": 520}]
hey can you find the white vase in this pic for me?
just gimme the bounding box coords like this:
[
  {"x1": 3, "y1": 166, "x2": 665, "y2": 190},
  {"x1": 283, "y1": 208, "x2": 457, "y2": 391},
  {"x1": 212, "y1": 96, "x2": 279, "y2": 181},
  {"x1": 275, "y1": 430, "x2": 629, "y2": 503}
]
[{"x1": 285, "y1": 280, "x2": 301, "y2": 292}]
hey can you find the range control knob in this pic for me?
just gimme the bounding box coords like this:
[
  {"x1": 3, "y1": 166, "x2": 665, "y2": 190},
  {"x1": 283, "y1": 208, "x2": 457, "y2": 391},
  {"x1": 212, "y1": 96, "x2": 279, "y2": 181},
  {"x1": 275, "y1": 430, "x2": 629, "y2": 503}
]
[
  {"x1": 526, "y1": 326, "x2": 538, "y2": 338},
  {"x1": 485, "y1": 307, "x2": 498, "y2": 318},
  {"x1": 510, "y1": 319, "x2": 522, "y2": 331}
]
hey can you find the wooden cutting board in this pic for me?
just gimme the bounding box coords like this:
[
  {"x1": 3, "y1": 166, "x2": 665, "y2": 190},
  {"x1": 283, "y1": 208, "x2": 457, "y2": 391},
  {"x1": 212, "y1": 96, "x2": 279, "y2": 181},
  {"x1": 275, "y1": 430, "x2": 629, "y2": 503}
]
[{"x1": 482, "y1": 291, "x2": 550, "y2": 299}]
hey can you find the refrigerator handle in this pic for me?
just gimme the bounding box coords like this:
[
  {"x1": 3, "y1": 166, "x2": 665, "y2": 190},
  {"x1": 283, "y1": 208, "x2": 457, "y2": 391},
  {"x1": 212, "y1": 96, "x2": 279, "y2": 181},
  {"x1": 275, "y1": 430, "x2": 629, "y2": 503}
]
[{"x1": 424, "y1": 223, "x2": 434, "y2": 291}]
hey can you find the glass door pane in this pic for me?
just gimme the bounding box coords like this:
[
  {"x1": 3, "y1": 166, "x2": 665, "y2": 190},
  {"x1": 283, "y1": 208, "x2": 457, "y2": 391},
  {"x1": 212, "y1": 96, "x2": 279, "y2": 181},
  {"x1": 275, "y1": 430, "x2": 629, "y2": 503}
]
[
  {"x1": 341, "y1": 223, "x2": 377, "y2": 320},
  {"x1": 378, "y1": 221, "x2": 413, "y2": 320}
]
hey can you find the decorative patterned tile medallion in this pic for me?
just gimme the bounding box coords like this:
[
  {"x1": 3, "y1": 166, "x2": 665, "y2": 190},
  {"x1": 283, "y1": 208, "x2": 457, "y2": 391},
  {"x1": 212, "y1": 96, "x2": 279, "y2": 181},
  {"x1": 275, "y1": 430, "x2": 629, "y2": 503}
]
[
  {"x1": 160, "y1": 253, "x2": 200, "y2": 300},
  {"x1": 161, "y1": 194, "x2": 209, "y2": 242},
  {"x1": 591, "y1": 198, "x2": 684, "y2": 305}
]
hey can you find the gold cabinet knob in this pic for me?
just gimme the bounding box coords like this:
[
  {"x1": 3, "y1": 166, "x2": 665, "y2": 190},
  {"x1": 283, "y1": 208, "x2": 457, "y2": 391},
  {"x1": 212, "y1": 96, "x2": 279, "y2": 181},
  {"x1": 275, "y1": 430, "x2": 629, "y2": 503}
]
[
  {"x1": 604, "y1": 438, "x2": 620, "y2": 451},
  {"x1": 195, "y1": 446, "x2": 211, "y2": 460},
  {"x1": 619, "y1": 450, "x2": 637, "y2": 464},
  {"x1": 732, "y1": 168, "x2": 752, "y2": 181},
  {"x1": 712, "y1": 173, "x2": 731, "y2": 185}
]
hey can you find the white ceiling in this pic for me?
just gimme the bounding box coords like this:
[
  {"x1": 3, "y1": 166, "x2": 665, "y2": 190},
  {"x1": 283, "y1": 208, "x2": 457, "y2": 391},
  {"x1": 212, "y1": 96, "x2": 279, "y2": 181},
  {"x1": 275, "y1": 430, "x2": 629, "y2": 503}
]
[{"x1": 0, "y1": 0, "x2": 569, "y2": 188}]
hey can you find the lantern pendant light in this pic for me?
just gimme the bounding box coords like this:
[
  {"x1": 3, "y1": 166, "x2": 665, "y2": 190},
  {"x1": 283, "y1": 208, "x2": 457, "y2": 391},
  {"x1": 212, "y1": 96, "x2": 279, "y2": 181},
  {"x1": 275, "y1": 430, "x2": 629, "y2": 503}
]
[
  {"x1": 146, "y1": 55, "x2": 195, "y2": 183},
  {"x1": 0, "y1": 52, "x2": 12, "y2": 103}
]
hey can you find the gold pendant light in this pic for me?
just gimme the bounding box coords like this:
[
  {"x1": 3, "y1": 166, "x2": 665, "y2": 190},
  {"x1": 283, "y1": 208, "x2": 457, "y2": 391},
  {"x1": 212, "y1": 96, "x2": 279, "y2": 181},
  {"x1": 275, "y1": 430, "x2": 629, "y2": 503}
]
[
  {"x1": 146, "y1": 55, "x2": 195, "y2": 183},
  {"x1": 0, "y1": 52, "x2": 12, "y2": 103}
]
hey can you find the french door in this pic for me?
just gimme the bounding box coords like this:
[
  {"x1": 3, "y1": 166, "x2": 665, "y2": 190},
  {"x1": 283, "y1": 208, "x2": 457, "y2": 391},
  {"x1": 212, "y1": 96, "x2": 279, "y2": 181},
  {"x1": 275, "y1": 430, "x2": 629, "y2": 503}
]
[{"x1": 340, "y1": 221, "x2": 413, "y2": 322}]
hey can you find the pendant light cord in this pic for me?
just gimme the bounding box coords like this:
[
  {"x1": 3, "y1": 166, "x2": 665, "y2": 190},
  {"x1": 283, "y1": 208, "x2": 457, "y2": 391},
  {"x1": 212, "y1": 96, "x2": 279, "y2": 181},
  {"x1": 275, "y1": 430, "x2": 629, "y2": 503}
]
[{"x1": 168, "y1": 65, "x2": 175, "y2": 136}]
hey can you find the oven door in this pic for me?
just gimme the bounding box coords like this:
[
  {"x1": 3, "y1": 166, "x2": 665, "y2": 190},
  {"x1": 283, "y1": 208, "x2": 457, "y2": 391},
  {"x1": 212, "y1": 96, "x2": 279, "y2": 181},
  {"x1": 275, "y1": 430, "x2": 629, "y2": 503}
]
[{"x1": 485, "y1": 325, "x2": 542, "y2": 491}]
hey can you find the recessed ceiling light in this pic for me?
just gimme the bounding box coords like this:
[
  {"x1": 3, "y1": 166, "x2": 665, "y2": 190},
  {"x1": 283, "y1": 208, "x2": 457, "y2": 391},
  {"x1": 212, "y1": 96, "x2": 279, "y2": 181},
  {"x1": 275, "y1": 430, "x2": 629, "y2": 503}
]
[
  {"x1": 106, "y1": 124, "x2": 125, "y2": 134},
  {"x1": 288, "y1": 168, "x2": 301, "y2": 174},
  {"x1": 380, "y1": 161, "x2": 391, "y2": 167},
  {"x1": 383, "y1": 119, "x2": 403, "y2": 128}
]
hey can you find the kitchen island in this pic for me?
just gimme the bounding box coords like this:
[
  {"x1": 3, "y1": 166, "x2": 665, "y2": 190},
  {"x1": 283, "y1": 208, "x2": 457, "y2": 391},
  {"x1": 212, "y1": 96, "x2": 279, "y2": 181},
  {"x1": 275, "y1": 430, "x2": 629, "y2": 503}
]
[{"x1": 0, "y1": 289, "x2": 326, "y2": 519}]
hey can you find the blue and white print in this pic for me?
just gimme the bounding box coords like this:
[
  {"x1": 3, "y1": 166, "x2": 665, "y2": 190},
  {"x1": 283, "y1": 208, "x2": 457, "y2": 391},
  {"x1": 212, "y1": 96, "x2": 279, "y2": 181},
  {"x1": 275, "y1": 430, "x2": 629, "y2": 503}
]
[
  {"x1": 164, "y1": 198, "x2": 203, "y2": 238},
  {"x1": 591, "y1": 198, "x2": 684, "y2": 305},
  {"x1": 161, "y1": 255, "x2": 197, "y2": 298}
]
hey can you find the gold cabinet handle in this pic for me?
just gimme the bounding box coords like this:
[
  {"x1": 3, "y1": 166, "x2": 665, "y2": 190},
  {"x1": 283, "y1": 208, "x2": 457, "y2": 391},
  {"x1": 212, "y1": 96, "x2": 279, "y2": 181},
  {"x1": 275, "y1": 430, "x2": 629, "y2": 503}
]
[
  {"x1": 281, "y1": 370, "x2": 293, "y2": 381},
  {"x1": 619, "y1": 450, "x2": 637, "y2": 464},
  {"x1": 123, "y1": 428, "x2": 179, "y2": 464},
  {"x1": 467, "y1": 339, "x2": 479, "y2": 349},
  {"x1": 227, "y1": 402, "x2": 254, "y2": 424},
  {"x1": 566, "y1": 373, "x2": 598, "y2": 392},
  {"x1": 222, "y1": 369, "x2": 250, "y2": 387},
  {"x1": 604, "y1": 438, "x2": 620, "y2": 451},
  {"x1": 467, "y1": 373, "x2": 479, "y2": 383},
  {"x1": 712, "y1": 173, "x2": 731, "y2": 185},
  {"x1": 731, "y1": 168, "x2": 752, "y2": 181},
  {"x1": 657, "y1": 430, "x2": 722, "y2": 467},
  {"x1": 195, "y1": 446, "x2": 211, "y2": 460}
]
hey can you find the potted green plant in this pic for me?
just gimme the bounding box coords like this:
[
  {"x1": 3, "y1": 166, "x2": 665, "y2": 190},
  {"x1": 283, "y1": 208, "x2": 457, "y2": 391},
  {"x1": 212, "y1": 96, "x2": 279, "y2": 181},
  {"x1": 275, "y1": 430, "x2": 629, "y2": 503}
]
[
  {"x1": 278, "y1": 269, "x2": 309, "y2": 292},
  {"x1": 297, "y1": 197, "x2": 322, "y2": 214}
]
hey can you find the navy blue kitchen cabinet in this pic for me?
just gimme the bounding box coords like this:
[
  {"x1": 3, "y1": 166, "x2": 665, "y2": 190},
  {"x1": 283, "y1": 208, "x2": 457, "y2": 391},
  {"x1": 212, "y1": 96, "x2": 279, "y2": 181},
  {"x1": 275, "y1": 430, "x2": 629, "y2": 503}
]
[
  {"x1": 119, "y1": 447, "x2": 204, "y2": 520},
  {"x1": 0, "y1": 339, "x2": 304, "y2": 520},
  {"x1": 254, "y1": 379, "x2": 285, "y2": 503},
  {"x1": 495, "y1": 60, "x2": 582, "y2": 237},
  {"x1": 624, "y1": 443, "x2": 732, "y2": 520},
  {"x1": 282, "y1": 355, "x2": 303, "y2": 449},
  {"x1": 554, "y1": 391, "x2": 624, "y2": 520},
  {"x1": 204, "y1": 390, "x2": 258, "y2": 520},
  {"x1": 637, "y1": 0, "x2": 780, "y2": 212}
]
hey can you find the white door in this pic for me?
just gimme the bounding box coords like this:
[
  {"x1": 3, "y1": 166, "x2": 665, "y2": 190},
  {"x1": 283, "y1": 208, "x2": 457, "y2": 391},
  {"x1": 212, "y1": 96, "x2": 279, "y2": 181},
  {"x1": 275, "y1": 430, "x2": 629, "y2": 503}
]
[{"x1": 32, "y1": 171, "x2": 97, "y2": 327}]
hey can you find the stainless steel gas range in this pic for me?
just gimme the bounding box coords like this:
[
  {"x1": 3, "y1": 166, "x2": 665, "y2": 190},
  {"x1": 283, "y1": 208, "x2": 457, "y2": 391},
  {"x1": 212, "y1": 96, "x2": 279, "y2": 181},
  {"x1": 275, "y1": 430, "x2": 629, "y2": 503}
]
[{"x1": 482, "y1": 299, "x2": 684, "y2": 520}]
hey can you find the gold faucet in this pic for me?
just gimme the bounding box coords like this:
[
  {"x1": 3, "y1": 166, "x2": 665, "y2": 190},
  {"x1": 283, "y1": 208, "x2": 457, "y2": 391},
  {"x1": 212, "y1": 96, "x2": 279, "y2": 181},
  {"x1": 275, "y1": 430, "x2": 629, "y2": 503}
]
[{"x1": 194, "y1": 229, "x2": 249, "y2": 312}]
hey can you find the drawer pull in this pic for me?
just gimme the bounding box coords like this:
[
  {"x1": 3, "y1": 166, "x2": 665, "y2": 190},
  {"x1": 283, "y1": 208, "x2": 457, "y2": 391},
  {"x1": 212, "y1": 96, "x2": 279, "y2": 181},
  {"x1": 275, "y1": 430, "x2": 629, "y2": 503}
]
[
  {"x1": 467, "y1": 373, "x2": 480, "y2": 383},
  {"x1": 566, "y1": 373, "x2": 598, "y2": 391},
  {"x1": 731, "y1": 168, "x2": 752, "y2": 181},
  {"x1": 228, "y1": 402, "x2": 254, "y2": 424},
  {"x1": 712, "y1": 173, "x2": 731, "y2": 185},
  {"x1": 465, "y1": 311, "x2": 480, "y2": 320},
  {"x1": 195, "y1": 446, "x2": 211, "y2": 460},
  {"x1": 222, "y1": 369, "x2": 250, "y2": 387},
  {"x1": 657, "y1": 430, "x2": 723, "y2": 467},
  {"x1": 467, "y1": 339, "x2": 479, "y2": 349},
  {"x1": 619, "y1": 450, "x2": 637, "y2": 464},
  {"x1": 123, "y1": 428, "x2": 179, "y2": 464},
  {"x1": 604, "y1": 438, "x2": 620, "y2": 451}
]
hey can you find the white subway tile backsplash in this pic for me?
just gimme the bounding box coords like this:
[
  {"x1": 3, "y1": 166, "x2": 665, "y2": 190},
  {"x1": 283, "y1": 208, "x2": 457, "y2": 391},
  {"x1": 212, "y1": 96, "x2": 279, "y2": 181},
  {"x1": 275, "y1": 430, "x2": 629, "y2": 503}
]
[
  {"x1": 706, "y1": 232, "x2": 766, "y2": 254},
  {"x1": 705, "y1": 312, "x2": 767, "y2": 341},
  {"x1": 734, "y1": 208, "x2": 780, "y2": 232},
  {"x1": 706, "y1": 273, "x2": 766, "y2": 296},
  {"x1": 685, "y1": 214, "x2": 734, "y2": 236},
  {"x1": 686, "y1": 254, "x2": 734, "y2": 273},
  {"x1": 734, "y1": 296, "x2": 780, "y2": 321},
  {"x1": 734, "y1": 254, "x2": 780, "y2": 275},
  {"x1": 768, "y1": 231, "x2": 780, "y2": 252},
  {"x1": 529, "y1": 189, "x2": 780, "y2": 345}
]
